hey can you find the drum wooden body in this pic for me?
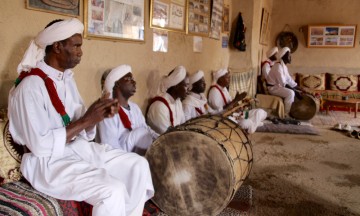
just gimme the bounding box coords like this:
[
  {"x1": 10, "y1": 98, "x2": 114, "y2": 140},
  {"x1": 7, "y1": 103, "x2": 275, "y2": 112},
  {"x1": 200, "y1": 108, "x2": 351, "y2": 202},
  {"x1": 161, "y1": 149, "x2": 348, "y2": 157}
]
[
  {"x1": 145, "y1": 115, "x2": 253, "y2": 216},
  {"x1": 290, "y1": 93, "x2": 320, "y2": 120}
]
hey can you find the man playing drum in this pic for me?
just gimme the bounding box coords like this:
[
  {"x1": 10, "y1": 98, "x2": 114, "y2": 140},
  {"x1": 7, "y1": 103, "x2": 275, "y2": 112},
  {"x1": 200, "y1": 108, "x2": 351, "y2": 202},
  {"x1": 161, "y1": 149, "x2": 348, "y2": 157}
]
[
  {"x1": 147, "y1": 65, "x2": 188, "y2": 134},
  {"x1": 208, "y1": 68, "x2": 267, "y2": 134},
  {"x1": 266, "y1": 47, "x2": 304, "y2": 117},
  {"x1": 97, "y1": 65, "x2": 159, "y2": 154},
  {"x1": 8, "y1": 18, "x2": 154, "y2": 215},
  {"x1": 182, "y1": 70, "x2": 216, "y2": 121}
]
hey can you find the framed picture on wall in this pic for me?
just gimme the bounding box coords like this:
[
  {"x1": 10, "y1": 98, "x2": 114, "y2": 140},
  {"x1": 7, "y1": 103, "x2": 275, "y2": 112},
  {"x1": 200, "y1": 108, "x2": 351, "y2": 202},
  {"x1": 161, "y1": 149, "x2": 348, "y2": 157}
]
[
  {"x1": 187, "y1": 0, "x2": 211, "y2": 36},
  {"x1": 222, "y1": 1, "x2": 230, "y2": 33},
  {"x1": 26, "y1": 0, "x2": 80, "y2": 17},
  {"x1": 307, "y1": 25, "x2": 357, "y2": 48},
  {"x1": 84, "y1": 0, "x2": 145, "y2": 42},
  {"x1": 259, "y1": 8, "x2": 269, "y2": 45},
  {"x1": 150, "y1": 0, "x2": 187, "y2": 33},
  {"x1": 209, "y1": 0, "x2": 224, "y2": 39}
]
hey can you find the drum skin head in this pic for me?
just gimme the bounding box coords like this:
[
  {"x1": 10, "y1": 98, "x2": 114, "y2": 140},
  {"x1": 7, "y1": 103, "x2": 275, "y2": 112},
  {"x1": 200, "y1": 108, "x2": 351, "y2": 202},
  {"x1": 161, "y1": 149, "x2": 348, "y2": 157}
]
[
  {"x1": 145, "y1": 115, "x2": 253, "y2": 216},
  {"x1": 290, "y1": 94, "x2": 319, "y2": 120}
]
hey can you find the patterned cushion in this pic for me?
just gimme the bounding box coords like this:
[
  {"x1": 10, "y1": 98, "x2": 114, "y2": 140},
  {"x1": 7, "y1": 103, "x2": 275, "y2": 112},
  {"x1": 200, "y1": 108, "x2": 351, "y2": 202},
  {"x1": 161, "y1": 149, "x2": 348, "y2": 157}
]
[
  {"x1": 329, "y1": 74, "x2": 358, "y2": 91},
  {"x1": 0, "y1": 120, "x2": 24, "y2": 184},
  {"x1": 298, "y1": 73, "x2": 326, "y2": 90}
]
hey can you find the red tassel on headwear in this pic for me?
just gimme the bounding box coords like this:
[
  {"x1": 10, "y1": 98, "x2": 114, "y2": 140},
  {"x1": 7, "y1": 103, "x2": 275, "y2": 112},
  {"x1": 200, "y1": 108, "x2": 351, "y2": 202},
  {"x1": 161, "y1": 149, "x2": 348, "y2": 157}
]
[
  {"x1": 118, "y1": 107, "x2": 132, "y2": 130},
  {"x1": 15, "y1": 68, "x2": 71, "y2": 126}
]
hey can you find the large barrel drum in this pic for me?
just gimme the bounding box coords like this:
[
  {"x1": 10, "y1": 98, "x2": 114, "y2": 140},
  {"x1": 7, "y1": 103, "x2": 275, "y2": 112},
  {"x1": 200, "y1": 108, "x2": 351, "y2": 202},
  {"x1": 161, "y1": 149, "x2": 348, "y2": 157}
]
[
  {"x1": 290, "y1": 93, "x2": 320, "y2": 120},
  {"x1": 145, "y1": 115, "x2": 253, "y2": 216}
]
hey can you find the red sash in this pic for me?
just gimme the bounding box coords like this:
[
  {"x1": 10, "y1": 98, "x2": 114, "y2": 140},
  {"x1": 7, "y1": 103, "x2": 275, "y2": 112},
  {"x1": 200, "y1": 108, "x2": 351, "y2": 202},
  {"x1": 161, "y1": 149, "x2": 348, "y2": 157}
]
[
  {"x1": 149, "y1": 96, "x2": 174, "y2": 127},
  {"x1": 261, "y1": 60, "x2": 272, "y2": 69},
  {"x1": 118, "y1": 107, "x2": 132, "y2": 130},
  {"x1": 15, "y1": 68, "x2": 70, "y2": 126},
  {"x1": 209, "y1": 85, "x2": 228, "y2": 105},
  {"x1": 195, "y1": 107, "x2": 203, "y2": 115}
]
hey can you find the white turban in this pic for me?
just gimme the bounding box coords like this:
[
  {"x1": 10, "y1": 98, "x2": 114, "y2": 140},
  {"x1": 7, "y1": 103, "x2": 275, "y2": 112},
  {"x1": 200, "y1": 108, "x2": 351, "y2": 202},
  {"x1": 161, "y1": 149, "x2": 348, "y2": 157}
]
[
  {"x1": 277, "y1": 47, "x2": 291, "y2": 59},
  {"x1": 266, "y1": 47, "x2": 278, "y2": 58},
  {"x1": 212, "y1": 68, "x2": 228, "y2": 84},
  {"x1": 189, "y1": 70, "x2": 204, "y2": 89},
  {"x1": 104, "y1": 64, "x2": 132, "y2": 98},
  {"x1": 17, "y1": 18, "x2": 84, "y2": 73},
  {"x1": 160, "y1": 66, "x2": 187, "y2": 93}
]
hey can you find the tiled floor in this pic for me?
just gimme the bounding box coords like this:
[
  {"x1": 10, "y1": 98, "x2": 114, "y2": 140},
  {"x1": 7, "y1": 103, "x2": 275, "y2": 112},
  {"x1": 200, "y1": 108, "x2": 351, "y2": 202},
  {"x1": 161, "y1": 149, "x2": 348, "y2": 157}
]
[{"x1": 310, "y1": 110, "x2": 360, "y2": 127}]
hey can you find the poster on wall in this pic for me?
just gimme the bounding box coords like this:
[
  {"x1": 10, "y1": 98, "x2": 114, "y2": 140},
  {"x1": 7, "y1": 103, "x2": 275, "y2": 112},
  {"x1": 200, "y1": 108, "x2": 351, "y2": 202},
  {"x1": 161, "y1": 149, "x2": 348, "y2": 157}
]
[
  {"x1": 150, "y1": 0, "x2": 187, "y2": 33},
  {"x1": 209, "y1": 0, "x2": 224, "y2": 39},
  {"x1": 187, "y1": 0, "x2": 211, "y2": 36},
  {"x1": 84, "y1": 0, "x2": 145, "y2": 42},
  {"x1": 308, "y1": 25, "x2": 357, "y2": 48},
  {"x1": 153, "y1": 29, "x2": 168, "y2": 52}
]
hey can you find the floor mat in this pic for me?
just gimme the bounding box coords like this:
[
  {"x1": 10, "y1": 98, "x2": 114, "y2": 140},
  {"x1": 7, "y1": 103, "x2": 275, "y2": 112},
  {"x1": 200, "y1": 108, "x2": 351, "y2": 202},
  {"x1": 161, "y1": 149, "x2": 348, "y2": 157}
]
[{"x1": 256, "y1": 123, "x2": 319, "y2": 135}]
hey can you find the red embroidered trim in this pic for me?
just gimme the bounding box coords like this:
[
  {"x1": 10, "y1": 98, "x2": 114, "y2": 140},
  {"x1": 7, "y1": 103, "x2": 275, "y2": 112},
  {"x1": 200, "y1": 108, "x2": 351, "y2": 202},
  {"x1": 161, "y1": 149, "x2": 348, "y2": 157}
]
[
  {"x1": 149, "y1": 96, "x2": 174, "y2": 127},
  {"x1": 15, "y1": 68, "x2": 70, "y2": 126},
  {"x1": 118, "y1": 107, "x2": 132, "y2": 130},
  {"x1": 195, "y1": 107, "x2": 203, "y2": 115},
  {"x1": 209, "y1": 85, "x2": 228, "y2": 106}
]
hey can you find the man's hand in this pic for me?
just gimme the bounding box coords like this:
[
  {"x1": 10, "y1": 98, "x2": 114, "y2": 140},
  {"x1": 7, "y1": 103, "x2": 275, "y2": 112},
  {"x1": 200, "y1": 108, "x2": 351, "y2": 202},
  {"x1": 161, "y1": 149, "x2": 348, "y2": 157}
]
[
  {"x1": 65, "y1": 96, "x2": 118, "y2": 143},
  {"x1": 234, "y1": 91, "x2": 247, "y2": 103},
  {"x1": 82, "y1": 97, "x2": 119, "y2": 126}
]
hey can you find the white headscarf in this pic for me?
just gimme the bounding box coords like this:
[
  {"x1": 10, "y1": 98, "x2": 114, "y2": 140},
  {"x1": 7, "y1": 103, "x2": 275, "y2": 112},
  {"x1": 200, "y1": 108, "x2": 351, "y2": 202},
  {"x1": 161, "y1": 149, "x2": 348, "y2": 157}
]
[
  {"x1": 189, "y1": 70, "x2": 204, "y2": 90},
  {"x1": 104, "y1": 64, "x2": 132, "y2": 98},
  {"x1": 266, "y1": 47, "x2": 278, "y2": 58},
  {"x1": 160, "y1": 65, "x2": 187, "y2": 93},
  {"x1": 212, "y1": 68, "x2": 228, "y2": 84},
  {"x1": 17, "y1": 18, "x2": 84, "y2": 73},
  {"x1": 277, "y1": 47, "x2": 291, "y2": 60}
]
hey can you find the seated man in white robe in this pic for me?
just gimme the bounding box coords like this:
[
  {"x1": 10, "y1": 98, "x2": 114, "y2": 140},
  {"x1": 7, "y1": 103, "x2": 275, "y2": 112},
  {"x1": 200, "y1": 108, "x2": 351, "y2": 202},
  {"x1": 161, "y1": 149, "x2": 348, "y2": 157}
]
[
  {"x1": 208, "y1": 68, "x2": 267, "y2": 134},
  {"x1": 182, "y1": 70, "x2": 216, "y2": 121},
  {"x1": 261, "y1": 46, "x2": 278, "y2": 81},
  {"x1": 147, "y1": 66, "x2": 188, "y2": 134},
  {"x1": 8, "y1": 18, "x2": 154, "y2": 216},
  {"x1": 267, "y1": 47, "x2": 303, "y2": 117},
  {"x1": 97, "y1": 65, "x2": 159, "y2": 154}
]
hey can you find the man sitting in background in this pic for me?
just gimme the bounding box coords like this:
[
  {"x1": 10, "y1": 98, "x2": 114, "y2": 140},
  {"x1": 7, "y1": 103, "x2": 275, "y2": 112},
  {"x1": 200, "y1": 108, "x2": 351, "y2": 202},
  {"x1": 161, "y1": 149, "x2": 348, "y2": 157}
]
[
  {"x1": 261, "y1": 46, "x2": 278, "y2": 81},
  {"x1": 147, "y1": 65, "x2": 188, "y2": 134},
  {"x1": 182, "y1": 70, "x2": 216, "y2": 121},
  {"x1": 267, "y1": 47, "x2": 303, "y2": 117},
  {"x1": 97, "y1": 65, "x2": 158, "y2": 154},
  {"x1": 208, "y1": 68, "x2": 267, "y2": 133}
]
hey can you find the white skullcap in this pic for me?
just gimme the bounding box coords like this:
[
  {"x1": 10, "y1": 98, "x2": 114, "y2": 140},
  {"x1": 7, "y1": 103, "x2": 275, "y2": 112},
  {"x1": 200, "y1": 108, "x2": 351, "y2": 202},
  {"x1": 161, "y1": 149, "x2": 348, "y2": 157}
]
[
  {"x1": 17, "y1": 18, "x2": 84, "y2": 73},
  {"x1": 104, "y1": 64, "x2": 132, "y2": 98},
  {"x1": 266, "y1": 47, "x2": 278, "y2": 58},
  {"x1": 160, "y1": 65, "x2": 187, "y2": 93},
  {"x1": 189, "y1": 70, "x2": 204, "y2": 88},
  {"x1": 277, "y1": 47, "x2": 291, "y2": 59},
  {"x1": 212, "y1": 68, "x2": 228, "y2": 84}
]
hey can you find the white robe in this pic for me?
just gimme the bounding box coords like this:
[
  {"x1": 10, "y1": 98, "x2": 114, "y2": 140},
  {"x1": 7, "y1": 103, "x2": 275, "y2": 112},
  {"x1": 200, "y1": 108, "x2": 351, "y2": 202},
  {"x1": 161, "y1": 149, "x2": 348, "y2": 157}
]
[
  {"x1": 146, "y1": 93, "x2": 185, "y2": 134},
  {"x1": 266, "y1": 60, "x2": 297, "y2": 114},
  {"x1": 97, "y1": 101, "x2": 159, "y2": 152},
  {"x1": 261, "y1": 59, "x2": 275, "y2": 81},
  {"x1": 182, "y1": 92, "x2": 216, "y2": 121},
  {"x1": 207, "y1": 84, "x2": 267, "y2": 134},
  {"x1": 208, "y1": 84, "x2": 232, "y2": 113},
  {"x1": 8, "y1": 61, "x2": 154, "y2": 216}
]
